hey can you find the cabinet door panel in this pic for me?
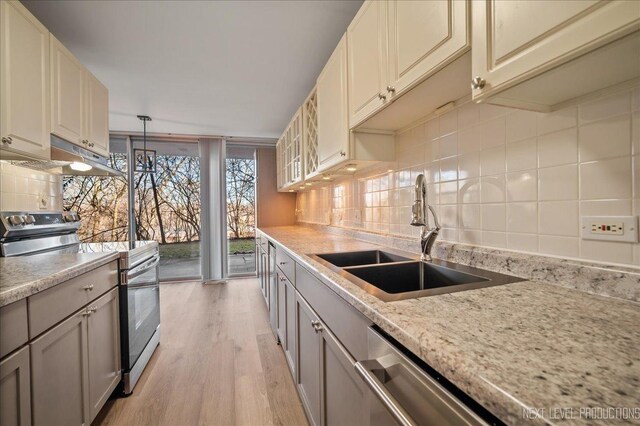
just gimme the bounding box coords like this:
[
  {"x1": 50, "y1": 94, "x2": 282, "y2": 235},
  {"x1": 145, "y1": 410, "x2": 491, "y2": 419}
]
[
  {"x1": 88, "y1": 288, "x2": 120, "y2": 422},
  {"x1": 0, "y1": 0, "x2": 50, "y2": 159},
  {"x1": 472, "y1": 0, "x2": 640, "y2": 103},
  {"x1": 295, "y1": 294, "x2": 321, "y2": 426},
  {"x1": 347, "y1": 0, "x2": 387, "y2": 126},
  {"x1": 50, "y1": 35, "x2": 84, "y2": 146},
  {"x1": 388, "y1": 0, "x2": 469, "y2": 96},
  {"x1": 31, "y1": 310, "x2": 90, "y2": 426},
  {"x1": 322, "y1": 328, "x2": 367, "y2": 426},
  {"x1": 86, "y1": 72, "x2": 109, "y2": 156},
  {"x1": 0, "y1": 346, "x2": 31, "y2": 426},
  {"x1": 317, "y1": 35, "x2": 350, "y2": 172},
  {"x1": 277, "y1": 271, "x2": 286, "y2": 344}
]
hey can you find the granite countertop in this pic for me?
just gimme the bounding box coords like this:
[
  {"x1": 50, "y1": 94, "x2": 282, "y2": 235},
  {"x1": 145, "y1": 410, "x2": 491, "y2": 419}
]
[
  {"x1": 260, "y1": 226, "x2": 640, "y2": 425},
  {"x1": 0, "y1": 252, "x2": 120, "y2": 307}
]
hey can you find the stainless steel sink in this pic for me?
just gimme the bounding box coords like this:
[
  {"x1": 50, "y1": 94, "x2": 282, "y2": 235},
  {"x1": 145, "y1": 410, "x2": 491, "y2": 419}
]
[
  {"x1": 314, "y1": 250, "x2": 411, "y2": 268},
  {"x1": 310, "y1": 249, "x2": 524, "y2": 301}
]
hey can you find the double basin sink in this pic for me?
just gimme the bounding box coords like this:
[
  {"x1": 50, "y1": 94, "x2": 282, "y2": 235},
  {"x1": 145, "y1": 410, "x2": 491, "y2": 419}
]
[{"x1": 310, "y1": 249, "x2": 523, "y2": 302}]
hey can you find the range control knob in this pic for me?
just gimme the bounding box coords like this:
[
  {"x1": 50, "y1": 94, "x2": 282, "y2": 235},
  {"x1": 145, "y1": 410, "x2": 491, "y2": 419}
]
[
  {"x1": 24, "y1": 215, "x2": 36, "y2": 224},
  {"x1": 8, "y1": 215, "x2": 24, "y2": 226}
]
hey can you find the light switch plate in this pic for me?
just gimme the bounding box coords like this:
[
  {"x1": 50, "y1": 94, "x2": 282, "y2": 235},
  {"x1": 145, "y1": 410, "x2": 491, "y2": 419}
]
[{"x1": 580, "y1": 216, "x2": 638, "y2": 243}]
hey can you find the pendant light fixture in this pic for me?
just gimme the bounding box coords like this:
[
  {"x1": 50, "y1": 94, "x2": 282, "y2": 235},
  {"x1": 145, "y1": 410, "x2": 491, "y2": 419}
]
[{"x1": 134, "y1": 115, "x2": 156, "y2": 173}]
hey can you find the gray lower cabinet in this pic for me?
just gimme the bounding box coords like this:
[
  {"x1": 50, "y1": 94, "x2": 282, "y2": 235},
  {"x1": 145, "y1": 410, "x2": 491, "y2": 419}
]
[
  {"x1": 30, "y1": 305, "x2": 91, "y2": 426},
  {"x1": 295, "y1": 292, "x2": 367, "y2": 426},
  {"x1": 296, "y1": 293, "x2": 322, "y2": 426},
  {"x1": 277, "y1": 270, "x2": 286, "y2": 343},
  {"x1": 31, "y1": 287, "x2": 120, "y2": 426},
  {"x1": 88, "y1": 288, "x2": 121, "y2": 421},
  {"x1": 0, "y1": 346, "x2": 31, "y2": 426}
]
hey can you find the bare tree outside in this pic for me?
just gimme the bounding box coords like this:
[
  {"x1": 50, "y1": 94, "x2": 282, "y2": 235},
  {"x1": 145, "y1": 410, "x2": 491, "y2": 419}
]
[{"x1": 63, "y1": 150, "x2": 258, "y2": 277}]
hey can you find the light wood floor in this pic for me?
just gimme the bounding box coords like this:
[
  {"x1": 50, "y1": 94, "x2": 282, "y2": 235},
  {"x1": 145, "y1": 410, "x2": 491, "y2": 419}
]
[{"x1": 94, "y1": 279, "x2": 308, "y2": 426}]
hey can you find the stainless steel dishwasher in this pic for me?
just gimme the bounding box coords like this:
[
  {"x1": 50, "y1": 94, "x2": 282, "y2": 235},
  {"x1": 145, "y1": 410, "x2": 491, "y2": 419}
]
[{"x1": 355, "y1": 327, "x2": 491, "y2": 426}]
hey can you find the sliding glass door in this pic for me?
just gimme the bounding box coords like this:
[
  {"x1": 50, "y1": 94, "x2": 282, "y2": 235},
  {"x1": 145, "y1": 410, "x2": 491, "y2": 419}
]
[
  {"x1": 225, "y1": 146, "x2": 256, "y2": 276},
  {"x1": 131, "y1": 139, "x2": 201, "y2": 281}
]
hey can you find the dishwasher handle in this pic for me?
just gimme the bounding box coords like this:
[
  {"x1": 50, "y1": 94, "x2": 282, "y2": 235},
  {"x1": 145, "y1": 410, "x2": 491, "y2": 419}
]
[{"x1": 355, "y1": 360, "x2": 418, "y2": 426}]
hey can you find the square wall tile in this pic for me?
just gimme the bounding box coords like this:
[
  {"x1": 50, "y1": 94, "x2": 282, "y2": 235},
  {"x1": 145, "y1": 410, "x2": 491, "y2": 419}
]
[
  {"x1": 436, "y1": 133, "x2": 458, "y2": 160},
  {"x1": 481, "y1": 116, "x2": 506, "y2": 149},
  {"x1": 539, "y1": 235, "x2": 579, "y2": 258},
  {"x1": 539, "y1": 164, "x2": 578, "y2": 201},
  {"x1": 507, "y1": 202, "x2": 538, "y2": 233},
  {"x1": 439, "y1": 181, "x2": 458, "y2": 204},
  {"x1": 632, "y1": 111, "x2": 639, "y2": 156},
  {"x1": 579, "y1": 91, "x2": 630, "y2": 123},
  {"x1": 481, "y1": 175, "x2": 506, "y2": 203},
  {"x1": 506, "y1": 171, "x2": 537, "y2": 202},
  {"x1": 506, "y1": 138, "x2": 537, "y2": 172},
  {"x1": 458, "y1": 102, "x2": 479, "y2": 129},
  {"x1": 506, "y1": 110, "x2": 537, "y2": 143},
  {"x1": 439, "y1": 110, "x2": 457, "y2": 137},
  {"x1": 460, "y1": 204, "x2": 481, "y2": 229},
  {"x1": 580, "y1": 240, "x2": 634, "y2": 265},
  {"x1": 537, "y1": 128, "x2": 578, "y2": 168},
  {"x1": 481, "y1": 204, "x2": 506, "y2": 231},
  {"x1": 458, "y1": 127, "x2": 481, "y2": 155},
  {"x1": 580, "y1": 157, "x2": 632, "y2": 200},
  {"x1": 425, "y1": 118, "x2": 439, "y2": 141},
  {"x1": 458, "y1": 178, "x2": 481, "y2": 204},
  {"x1": 579, "y1": 115, "x2": 631, "y2": 162},
  {"x1": 482, "y1": 231, "x2": 507, "y2": 248},
  {"x1": 440, "y1": 204, "x2": 458, "y2": 229},
  {"x1": 539, "y1": 201, "x2": 579, "y2": 237},
  {"x1": 478, "y1": 104, "x2": 509, "y2": 121},
  {"x1": 507, "y1": 233, "x2": 538, "y2": 252},
  {"x1": 480, "y1": 146, "x2": 506, "y2": 176},
  {"x1": 537, "y1": 107, "x2": 577, "y2": 135},
  {"x1": 460, "y1": 230, "x2": 482, "y2": 245},
  {"x1": 439, "y1": 156, "x2": 458, "y2": 182},
  {"x1": 580, "y1": 199, "x2": 632, "y2": 216},
  {"x1": 458, "y1": 152, "x2": 480, "y2": 179}
]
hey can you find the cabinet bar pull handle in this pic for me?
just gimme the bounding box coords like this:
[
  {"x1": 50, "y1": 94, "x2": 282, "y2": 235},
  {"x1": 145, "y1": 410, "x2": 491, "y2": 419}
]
[
  {"x1": 83, "y1": 284, "x2": 94, "y2": 291},
  {"x1": 2, "y1": 137, "x2": 12, "y2": 144},
  {"x1": 378, "y1": 93, "x2": 387, "y2": 101},
  {"x1": 386, "y1": 86, "x2": 396, "y2": 93}
]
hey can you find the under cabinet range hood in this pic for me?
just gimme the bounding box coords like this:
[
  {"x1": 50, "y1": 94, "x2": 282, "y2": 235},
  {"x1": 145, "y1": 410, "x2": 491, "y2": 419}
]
[{"x1": 10, "y1": 136, "x2": 123, "y2": 177}]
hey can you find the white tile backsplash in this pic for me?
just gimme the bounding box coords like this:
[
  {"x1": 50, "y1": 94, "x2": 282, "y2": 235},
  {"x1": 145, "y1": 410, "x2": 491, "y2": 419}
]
[
  {"x1": 0, "y1": 162, "x2": 62, "y2": 211},
  {"x1": 297, "y1": 86, "x2": 640, "y2": 267}
]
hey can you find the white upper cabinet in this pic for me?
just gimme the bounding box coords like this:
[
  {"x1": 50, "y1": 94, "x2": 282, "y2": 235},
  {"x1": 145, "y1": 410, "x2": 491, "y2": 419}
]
[
  {"x1": 387, "y1": 0, "x2": 469, "y2": 96},
  {"x1": 318, "y1": 34, "x2": 350, "y2": 172},
  {"x1": 472, "y1": 0, "x2": 640, "y2": 111},
  {"x1": 0, "y1": 0, "x2": 50, "y2": 160},
  {"x1": 51, "y1": 34, "x2": 110, "y2": 156},
  {"x1": 50, "y1": 34, "x2": 85, "y2": 146},
  {"x1": 347, "y1": 1, "x2": 388, "y2": 127},
  {"x1": 348, "y1": 0, "x2": 470, "y2": 129},
  {"x1": 85, "y1": 72, "x2": 109, "y2": 157}
]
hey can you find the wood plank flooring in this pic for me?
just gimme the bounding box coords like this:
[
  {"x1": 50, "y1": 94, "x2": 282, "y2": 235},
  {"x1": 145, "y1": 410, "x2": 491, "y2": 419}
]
[{"x1": 94, "y1": 279, "x2": 308, "y2": 426}]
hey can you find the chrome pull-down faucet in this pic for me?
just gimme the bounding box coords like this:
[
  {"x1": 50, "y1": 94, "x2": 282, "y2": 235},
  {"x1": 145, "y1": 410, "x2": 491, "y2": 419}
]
[{"x1": 410, "y1": 174, "x2": 441, "y2": 261}]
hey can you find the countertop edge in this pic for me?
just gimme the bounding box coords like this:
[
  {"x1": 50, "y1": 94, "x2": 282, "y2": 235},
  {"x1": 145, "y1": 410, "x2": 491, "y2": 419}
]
[{"x1": 0, "y1": 252, "x2": 120, "y2": 308}]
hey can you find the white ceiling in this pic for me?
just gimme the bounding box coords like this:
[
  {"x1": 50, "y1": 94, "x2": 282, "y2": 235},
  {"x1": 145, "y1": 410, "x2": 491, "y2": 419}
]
[{"x1": 24, "y1": 0, "x2": 362, "y2": 139}]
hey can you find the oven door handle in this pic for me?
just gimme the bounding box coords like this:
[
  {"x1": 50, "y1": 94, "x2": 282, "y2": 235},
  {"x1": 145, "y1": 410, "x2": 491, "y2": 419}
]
[{"x1": 125, "y1": 256, "x2": 160, "y2": 282}]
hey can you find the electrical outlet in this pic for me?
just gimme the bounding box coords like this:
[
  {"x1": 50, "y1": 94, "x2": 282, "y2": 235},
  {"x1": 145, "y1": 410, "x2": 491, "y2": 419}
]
[
  {"x1": 38, "y1": 193, "x2": 48, "y2": 210},
  {"x1": 581, "y1": 216, "x2": 638, "y2": 243},
  {"x1": 354, "y1": 209, "x2": 362, "y2": 223}
]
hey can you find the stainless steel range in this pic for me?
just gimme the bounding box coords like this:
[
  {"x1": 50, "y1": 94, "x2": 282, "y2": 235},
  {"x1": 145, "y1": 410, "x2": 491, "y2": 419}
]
[{"x1": 0, "y1": 210, "x2": 161, "y2": 395}]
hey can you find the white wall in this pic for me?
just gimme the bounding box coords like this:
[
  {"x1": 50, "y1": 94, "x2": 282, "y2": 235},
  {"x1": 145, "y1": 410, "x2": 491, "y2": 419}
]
[
  {"x1": 297, "y1": 86, "x2": 640, "y2": 267},
  {"x1": 0, "y1": 162, "x2": 63, "y2": 212}
]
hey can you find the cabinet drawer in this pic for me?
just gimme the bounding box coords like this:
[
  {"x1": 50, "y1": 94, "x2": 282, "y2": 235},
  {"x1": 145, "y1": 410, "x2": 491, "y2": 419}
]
[
  {"x1": 0, "y1": 299, "x2": 28, "y2": 358},
  {"x1": 276, "y1": 248, "x2": 295, "y2": 283},
  {"x1": 296, "y1": 263, "x2": 372, "y2": 361},
  {"x1": 28, "y1": 261, "x2": 118, "y2": 338}
]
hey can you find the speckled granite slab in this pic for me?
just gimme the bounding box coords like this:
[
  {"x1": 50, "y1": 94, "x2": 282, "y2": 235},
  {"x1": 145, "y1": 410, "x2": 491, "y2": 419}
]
[
  {"x1": 0, "y1": 252, "x2": 120, "y2": 307},
  {"x1": 299, "y1": 222, "x2": 640, "y2": 302},
  {"x1": 259, "y1": 226, "x2": 640, "y2": 426}
]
